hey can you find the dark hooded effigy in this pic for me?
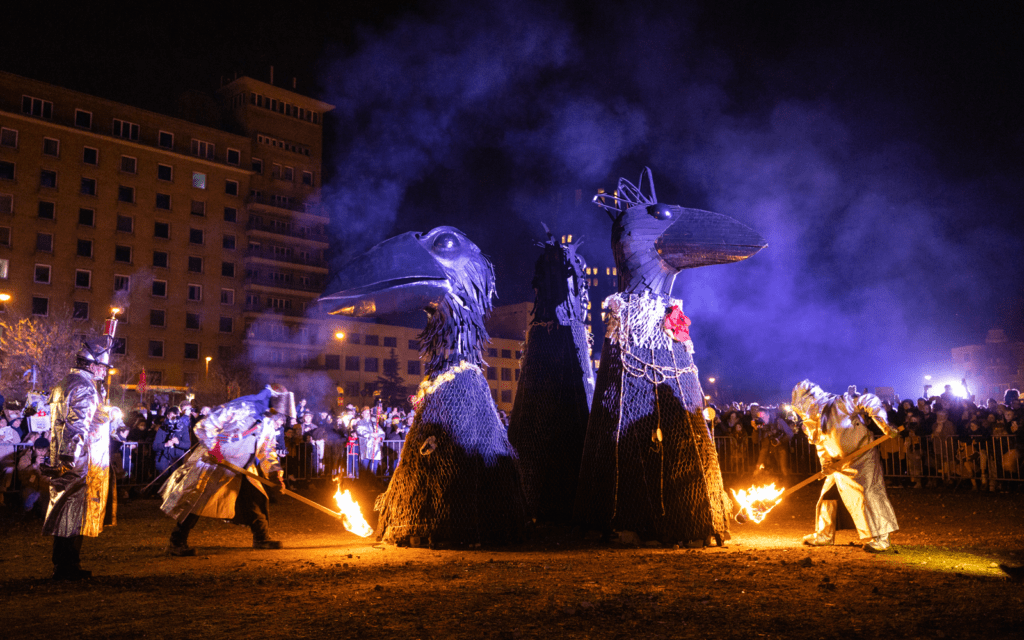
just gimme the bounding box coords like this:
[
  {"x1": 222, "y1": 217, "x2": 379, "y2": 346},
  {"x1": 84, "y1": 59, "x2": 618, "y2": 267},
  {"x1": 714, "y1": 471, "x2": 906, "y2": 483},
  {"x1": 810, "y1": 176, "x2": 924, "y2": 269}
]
[
  {"x1": 574, "y1": 169, "x2": 766, "y2": 545},
  {"x1": 507, "y1": 229, "x2": 595, "y2": 522},
  {"x1": 319, "y1": 226, "x2": 526, "y2": 545}
]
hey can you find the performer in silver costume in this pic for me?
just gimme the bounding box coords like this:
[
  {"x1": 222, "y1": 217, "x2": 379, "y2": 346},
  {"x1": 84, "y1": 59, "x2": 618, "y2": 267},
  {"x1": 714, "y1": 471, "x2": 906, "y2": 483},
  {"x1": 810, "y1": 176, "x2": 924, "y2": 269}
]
[
  {"x1": 160, "y1": 384, "x2": 294, "y2": 555},
  {"x1": 42, "y1": 336, "x2": 117, "y2": 580},
  {"x1": 791, "y1": 380, "x2": 899, "y2": 552}
]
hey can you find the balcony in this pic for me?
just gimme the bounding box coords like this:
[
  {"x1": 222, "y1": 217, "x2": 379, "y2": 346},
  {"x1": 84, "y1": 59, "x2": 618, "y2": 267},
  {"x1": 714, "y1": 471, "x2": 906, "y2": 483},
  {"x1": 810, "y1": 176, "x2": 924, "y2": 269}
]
[
  {"x1": 244, "y1": 247, "x2": 328, "y2": 271},
  {"x1": 248, "y1": 194, "x2": 327, "y2": 219},
  {"x1": 242, "y1": 302, "x2": 308, "y2": 318},
  {"x1": 244, "y1": 272, "x2": 325, "y2": 295},
  {"x1": 246, "y1": 217, "x2": 330, "y2": 244}
]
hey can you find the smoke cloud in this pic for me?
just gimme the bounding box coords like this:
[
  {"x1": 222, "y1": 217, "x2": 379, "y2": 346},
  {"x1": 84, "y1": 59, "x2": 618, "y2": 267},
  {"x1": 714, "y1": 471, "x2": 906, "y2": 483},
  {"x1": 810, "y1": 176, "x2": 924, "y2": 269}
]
[{"x1": 316, "y1": 0, "x2": 1024, "y2": 401}]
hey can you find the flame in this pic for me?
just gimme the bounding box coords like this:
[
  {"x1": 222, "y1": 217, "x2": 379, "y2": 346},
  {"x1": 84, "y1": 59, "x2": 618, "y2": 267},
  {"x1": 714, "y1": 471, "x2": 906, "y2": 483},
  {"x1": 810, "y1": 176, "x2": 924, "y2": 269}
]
[
  {"x1": 731, "y1": 483, "x2": 785, "y2": 524},
  {"x1": 333, "y1": 486, "x2": 373, "y2": 537}
]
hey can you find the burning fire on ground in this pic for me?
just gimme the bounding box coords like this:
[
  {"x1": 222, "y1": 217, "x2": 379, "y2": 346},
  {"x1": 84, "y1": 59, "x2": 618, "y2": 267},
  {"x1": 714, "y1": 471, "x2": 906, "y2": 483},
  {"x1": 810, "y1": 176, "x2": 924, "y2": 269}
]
[
  {"x1": 333, "y1": 484, "x2": 374, "y2": 537},
  {"x1": 731, "y1": 483, "x2": 785, "y2": 524}
]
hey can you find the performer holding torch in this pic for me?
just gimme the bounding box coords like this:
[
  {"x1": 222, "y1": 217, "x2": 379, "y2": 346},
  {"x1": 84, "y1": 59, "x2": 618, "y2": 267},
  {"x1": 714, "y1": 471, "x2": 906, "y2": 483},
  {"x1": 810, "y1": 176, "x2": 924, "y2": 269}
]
[
  {"x1": 41, "y1": 308, "x2": 120, "y2": 580},
  {"x1": 790, "y1": 380, "x2": 899, "y2": 552}
]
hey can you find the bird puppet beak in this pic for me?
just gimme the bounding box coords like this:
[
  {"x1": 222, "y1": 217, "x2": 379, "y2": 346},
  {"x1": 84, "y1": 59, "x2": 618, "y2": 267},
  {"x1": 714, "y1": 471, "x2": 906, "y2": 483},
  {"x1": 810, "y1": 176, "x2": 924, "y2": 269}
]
[
  {"x1": 653, "y1": 206, "x2": 767, "y2": 270},
  {"x1": 318, "y1": 232, "x2": 452, "y2": 317}
]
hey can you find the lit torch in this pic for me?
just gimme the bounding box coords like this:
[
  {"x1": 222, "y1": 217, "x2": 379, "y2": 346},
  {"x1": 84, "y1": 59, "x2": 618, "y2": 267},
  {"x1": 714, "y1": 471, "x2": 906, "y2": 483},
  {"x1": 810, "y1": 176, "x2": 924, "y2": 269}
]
[{"x1": 333, "y1": 482, "x2": 374, "y2": 537}]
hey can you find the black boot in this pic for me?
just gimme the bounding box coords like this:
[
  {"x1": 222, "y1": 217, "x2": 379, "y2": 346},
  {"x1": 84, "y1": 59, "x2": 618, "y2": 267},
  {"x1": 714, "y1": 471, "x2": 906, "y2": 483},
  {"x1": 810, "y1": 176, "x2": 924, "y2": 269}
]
[
  {"x1": 168, "y1": 514, "x2": 198, "y2": 556},
  {"x1": 51, "y1": 535, "x2": 91, "y2": 580}
]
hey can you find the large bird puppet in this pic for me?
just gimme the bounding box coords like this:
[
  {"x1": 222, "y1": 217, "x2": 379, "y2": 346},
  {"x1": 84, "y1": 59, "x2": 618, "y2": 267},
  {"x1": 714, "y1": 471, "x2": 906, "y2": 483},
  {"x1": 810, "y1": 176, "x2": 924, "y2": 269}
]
[
  {"x1": 318, "y1": 226, "x2": 527, "y2": 545},
  {"x1": 507, "y1": 229, "x2": 595, "y2": 522},
  {"x1": 574, "y1": 168, "x2": 766, "y2": 546}
]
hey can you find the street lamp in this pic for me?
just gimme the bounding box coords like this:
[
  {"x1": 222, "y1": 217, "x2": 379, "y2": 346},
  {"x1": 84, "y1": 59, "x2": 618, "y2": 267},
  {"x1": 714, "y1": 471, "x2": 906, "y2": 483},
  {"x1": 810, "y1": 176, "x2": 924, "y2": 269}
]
[
  {"x1": 0, "y1": 292, "x2": 9, "y2": 312},
  {"x1": 106, "y1": 367, "x2": 118, "y2": 389},
  {"x1": 335, "y1": 331, "x2": 345, "y2": 340},
  {"x1": 205, "y1": 356, "x2": 212, "y2": 378}
]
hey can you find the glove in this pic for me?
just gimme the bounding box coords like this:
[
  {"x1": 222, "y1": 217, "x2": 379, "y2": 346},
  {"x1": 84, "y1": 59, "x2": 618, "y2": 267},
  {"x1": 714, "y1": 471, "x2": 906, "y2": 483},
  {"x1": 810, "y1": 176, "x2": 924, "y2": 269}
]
[
  {"x1": 820, "y1": 457, "x2": 840, "y2": 475},
  {"x1": 40, "y1": 455, "x2": 79, "y2": 490}
]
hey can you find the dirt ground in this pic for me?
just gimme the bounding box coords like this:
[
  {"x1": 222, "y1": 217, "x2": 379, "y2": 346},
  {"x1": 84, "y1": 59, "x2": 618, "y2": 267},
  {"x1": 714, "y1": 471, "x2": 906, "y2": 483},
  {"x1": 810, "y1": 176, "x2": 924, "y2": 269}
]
[{"x1": 2, "y1": 479, "x2": 1022, "y2": 640}]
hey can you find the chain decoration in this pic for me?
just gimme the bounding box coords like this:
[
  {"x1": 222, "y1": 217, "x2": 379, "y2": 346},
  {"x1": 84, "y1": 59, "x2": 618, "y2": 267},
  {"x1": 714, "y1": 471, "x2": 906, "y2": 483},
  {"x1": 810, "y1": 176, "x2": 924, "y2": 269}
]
[{"x1": 413, "y1": 361, "x2": 482, "y2": 409}]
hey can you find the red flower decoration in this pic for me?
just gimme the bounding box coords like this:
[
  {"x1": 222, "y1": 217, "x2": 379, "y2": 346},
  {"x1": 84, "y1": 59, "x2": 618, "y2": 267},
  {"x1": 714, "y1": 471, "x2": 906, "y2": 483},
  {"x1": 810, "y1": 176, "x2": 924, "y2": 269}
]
[{"x1": 664, "y1": 305, "x2": 691, "y2": 342}]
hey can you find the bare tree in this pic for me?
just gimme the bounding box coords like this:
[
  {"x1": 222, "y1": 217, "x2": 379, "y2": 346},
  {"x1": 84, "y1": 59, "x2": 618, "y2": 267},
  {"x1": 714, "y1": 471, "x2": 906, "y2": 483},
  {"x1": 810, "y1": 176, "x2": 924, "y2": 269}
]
[{"x1": 0, "y1": 308, "x2": 99, "y2": 396}]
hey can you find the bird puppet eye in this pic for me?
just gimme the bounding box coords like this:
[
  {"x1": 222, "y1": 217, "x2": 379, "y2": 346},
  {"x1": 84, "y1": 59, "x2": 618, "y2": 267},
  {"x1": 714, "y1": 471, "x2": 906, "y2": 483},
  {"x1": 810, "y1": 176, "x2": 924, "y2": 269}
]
[
  {"x1": 431, "y1": 232, "x2": 461, "y2": 255},
  {"x1": 647, "y1": 203, "x2": 674, "y2": 221}
]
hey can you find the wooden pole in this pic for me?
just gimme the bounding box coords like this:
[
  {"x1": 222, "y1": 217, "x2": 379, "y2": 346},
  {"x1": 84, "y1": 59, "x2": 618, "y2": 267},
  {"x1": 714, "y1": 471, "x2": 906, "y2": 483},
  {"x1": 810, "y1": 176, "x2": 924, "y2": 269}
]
[{"x1": 218, "y1": 460, "x2": 343, "y2": 520}]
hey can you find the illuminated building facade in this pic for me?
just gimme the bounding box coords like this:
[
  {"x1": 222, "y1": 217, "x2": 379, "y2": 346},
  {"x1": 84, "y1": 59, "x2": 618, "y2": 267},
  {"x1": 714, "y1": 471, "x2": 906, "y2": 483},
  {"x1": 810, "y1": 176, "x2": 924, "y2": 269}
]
[{"x1": 951, "y1": 329, "x2": 1024, "y2": 401}]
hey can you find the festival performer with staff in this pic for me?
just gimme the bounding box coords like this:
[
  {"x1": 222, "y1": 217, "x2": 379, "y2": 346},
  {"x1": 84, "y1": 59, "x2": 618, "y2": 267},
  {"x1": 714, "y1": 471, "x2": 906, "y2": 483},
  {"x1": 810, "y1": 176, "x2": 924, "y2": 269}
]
[
  {"x1": 42, "y1": 316, "x2": 120, "y2": 580},
  {"x1": 790, "y1": 380, "x2": 899, "y2": 552},
  {"x1": 160, "y1": 384, "x2": 295, "y2": 555}
]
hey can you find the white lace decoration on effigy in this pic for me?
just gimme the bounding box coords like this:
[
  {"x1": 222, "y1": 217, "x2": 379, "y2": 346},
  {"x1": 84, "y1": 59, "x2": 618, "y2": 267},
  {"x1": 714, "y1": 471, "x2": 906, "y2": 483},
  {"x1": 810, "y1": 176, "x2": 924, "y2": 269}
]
[{"x1": 603, "y1": 292, "x2": 697, "y2": 384}]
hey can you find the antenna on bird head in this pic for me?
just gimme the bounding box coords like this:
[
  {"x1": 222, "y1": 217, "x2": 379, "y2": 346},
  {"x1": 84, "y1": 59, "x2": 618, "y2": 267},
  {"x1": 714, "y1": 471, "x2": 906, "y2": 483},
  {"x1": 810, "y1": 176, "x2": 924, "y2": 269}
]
[{"x1": 592, "y1": 167, "x2": 658, "y2": 220}]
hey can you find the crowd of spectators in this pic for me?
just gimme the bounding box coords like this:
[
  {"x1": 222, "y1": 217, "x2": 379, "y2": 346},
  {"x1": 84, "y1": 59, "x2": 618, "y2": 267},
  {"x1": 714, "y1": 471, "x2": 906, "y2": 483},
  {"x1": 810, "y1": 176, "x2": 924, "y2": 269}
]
[{"x1": 3, "y1": 384, "x2": 1022, "y2": 516}]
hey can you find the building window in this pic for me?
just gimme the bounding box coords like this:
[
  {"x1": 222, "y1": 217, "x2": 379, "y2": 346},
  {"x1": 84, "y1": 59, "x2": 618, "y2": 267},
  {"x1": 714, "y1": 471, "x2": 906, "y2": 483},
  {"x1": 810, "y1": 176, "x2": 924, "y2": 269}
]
[
  {"x1": 184, "y1": 343, "x2": 199, "y2": 359},
  {"x1": 365, "y1": 334, "x2": 380, "y2": 346},
  {"x1": 38, "y1": 201, "x2": 56, "y2": 219},
  {"x1": 36, "y1": 232, "x2": 54, "y2": 252},
  {"x1": 0, "y1": 161, "x2": 14, "y2": 180},
  {"x1": 515, "y1": 350, "x2": 523, "y2": 359},
  {"x1": 491, "y1": 388, "x2": 498, "y2": 402},
  {"x1": 227, "y1": 148, "x2": 240, "y2": 165},
  {"x1": 501, "y1": 349, "x2": 512, "y2": 359},
  {"x1": 191, "y1": 200, "x2": 205, "y2": 216},
  {"x1": 348, "y1": 334, "x2": 361, "y2": 345},
  {"x1": 83, "y1": 147, "x2": 98, "y2": 165},
  {"x1": 222, "y1": 234, "x2": 236, "y2": 250},
  {"x1": 223, "y1": 207, "x2": 237, "y2": 222},
  {"x1": 153, "y1": 251, "x2": 168, "y2": 268},
  {"x1": 120, "y1": 155, "x2": 137, "y2": 174},
  {"x1": 221, "y1": 261, "x2": 235, "y2": 277},
  {"x1": 111, "y1": 337, "x2": 127, "y2": 355},
  {"x1": 0, "y1": 257, "x2": 7, "y2": 279},
  {"x1": 73, "y1": 301, "x2": 90, "y2": 320},
  {"x1": 515, "y1": 369, "x2": 520, "y2": 381},
  {"x1": 185, "y1": 313, "x2": 200, "y2": 330},
  {"x1": 302, "y1": 171, "x2": 313, "y2": 186},
  {"x1": 189, "y1": 228, "x2": 204, "y2": 244},
  {"x1": 192, "y1": 172, "x2": 207, "y2": 190},
  {"x1": 75, "y1": 109, "x2": 92, "y2": 129},
  {"x1": 22, "y1": 95, "x2": 53, "y2": 119},
  {"x1": 283, "y1": 166, "x2": 294, "y2": 181},
  {"x1": 76, "y1": 239, "x2": 92, "y2": 257},
  {"x1": 79, "y1": 208, "x2": 95, "y2": 226},
  {"x1": 501, "y1": 368, "x2": 512, "y2": 381},
  {"x1": 116, "y1": 214, "x2": 134, "y2": 233},
  {"x1": 271, "y1": 163, "x2": 282, "y2": 179},
  {"x1": 0, "y1": 226, "x2": 9, "y2": 247},
  {"x1": 31, "y1": 296, "x2": 49, "y2": 316},
  {"x1": 80, "y1": 178, "x2": 97, "y2": 195},
  {"x1": 219, "y1": 316, "x2": 233, "y2": 333},
  {"x1": 408, "y1": 339, "x2": 420, "y2": 350},
  {"x1": 364, "y1": 357, "x2": 379, "y2": 373},
  {"x1": 225, "y1": 179, "x2": 239, "y2": 196},
  {"x1": 187, "y1": 284, "x2": 202, "y2": 301},
  {"x1": 156, "y1": 193, "x2": 171, "y2": 209},
  {"x1": 118, "y1": 186, "x2": 135, "y2": 203},
  {"x1": 501, "y1": 390, "x2": 512, "y2": 404},
  {"x1": 220, "y1": 289, "x2": 234, "y2": 305},
  {"x1": 383, "y1": 336, "x2": 397, "y2": 348},
  {"x1": 488, "y1": 348, "x2": 498, "y2": 358},
  {"x1": 158, "y1": 131, "x2": 174, "y2": 149},
  {"x1": 188, "y1": 256, "x2": 203, "y2": 273},
  {"x1": 154, "y1": 221, "x2": 170, "y2": 239},
  {"x1": 0, "y1": 194, "x2": 12, "y2": 215},
  {"x1": 112, "y1": 119, "x2": 140, "y2": 141},
  {"x1": 148, "y1": 340, "x2": 164, "y2": 358},
  {"x1": 325, "y1": 355, "x2": 340, "y2": 370},
  {"x1": 150, "y1": 310, "x2": 166, "y2": 327},
  {"x1": 40, "y1": 169, "x2": 57, "y2": 188},
  {"x1": 407, "y1": 360, "x2": 421, "y2": 376},
  {"x1": 152, "y1": 280, "x2": 167, "y2": 297},
  {"x1": 114, "y1": 275, "x2": 130, "y2": 292},
  {"x1": 1, "y1": 127, "x2": 19, "y2": 148},
  {"x1": 34, "y1": 264, "x2": 51, "y2": 284},
  {"x1": 487, "y1": 367, "x2": 498, "y2": 380},
  {"x1": 252, "y1": 158, "x2": 263, "y2": 174},
  {"x1": 114, "y1": 245, "x2": 132, "y2": 263},
  {"x1": 383, "y1": 359, "x2": 398, "y2": 376},
  {"x1": 190, "y1": 139, "x2": 214, "y2": 160},
  {"x1": 345, "y1": 356, "x2": 360, "y2": 371},
  {"x1": 42, "y1": 137, "x2": 59, "y2": 157},
  {"x1": 157, "y1": 164, "x2": 172, "y2": 181}
]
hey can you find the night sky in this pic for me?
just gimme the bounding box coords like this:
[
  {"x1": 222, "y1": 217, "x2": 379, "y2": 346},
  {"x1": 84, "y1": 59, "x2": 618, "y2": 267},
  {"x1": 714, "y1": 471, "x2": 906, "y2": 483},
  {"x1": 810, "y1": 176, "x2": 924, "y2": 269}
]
[{"x1": 4, "y1": 1, "x2": 1022, "y2": 401}]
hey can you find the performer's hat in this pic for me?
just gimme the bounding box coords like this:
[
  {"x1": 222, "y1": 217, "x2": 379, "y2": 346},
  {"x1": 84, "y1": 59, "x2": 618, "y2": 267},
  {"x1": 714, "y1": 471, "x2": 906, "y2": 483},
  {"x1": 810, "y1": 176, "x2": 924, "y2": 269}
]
[{"x1": 77, "y1": 335, "x2": 113, "y2": 369}]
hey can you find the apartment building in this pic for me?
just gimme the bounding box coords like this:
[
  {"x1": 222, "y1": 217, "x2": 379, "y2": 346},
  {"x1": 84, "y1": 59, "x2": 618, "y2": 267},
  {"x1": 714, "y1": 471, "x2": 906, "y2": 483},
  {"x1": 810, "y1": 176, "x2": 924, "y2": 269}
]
[{"x1": 0, "y1": 70, "x2": 333, "y2": 392}]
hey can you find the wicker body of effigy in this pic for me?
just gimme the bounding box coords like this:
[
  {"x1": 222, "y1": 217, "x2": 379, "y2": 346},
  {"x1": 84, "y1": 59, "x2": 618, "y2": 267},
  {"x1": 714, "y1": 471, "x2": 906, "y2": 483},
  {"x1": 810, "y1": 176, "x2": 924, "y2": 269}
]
[
  {"x1": 508, "y1": 233, "x2": 594, "y2": 522},
  {"x1": 575, "y1": 291, "x2": 730, "y2": 543}
]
